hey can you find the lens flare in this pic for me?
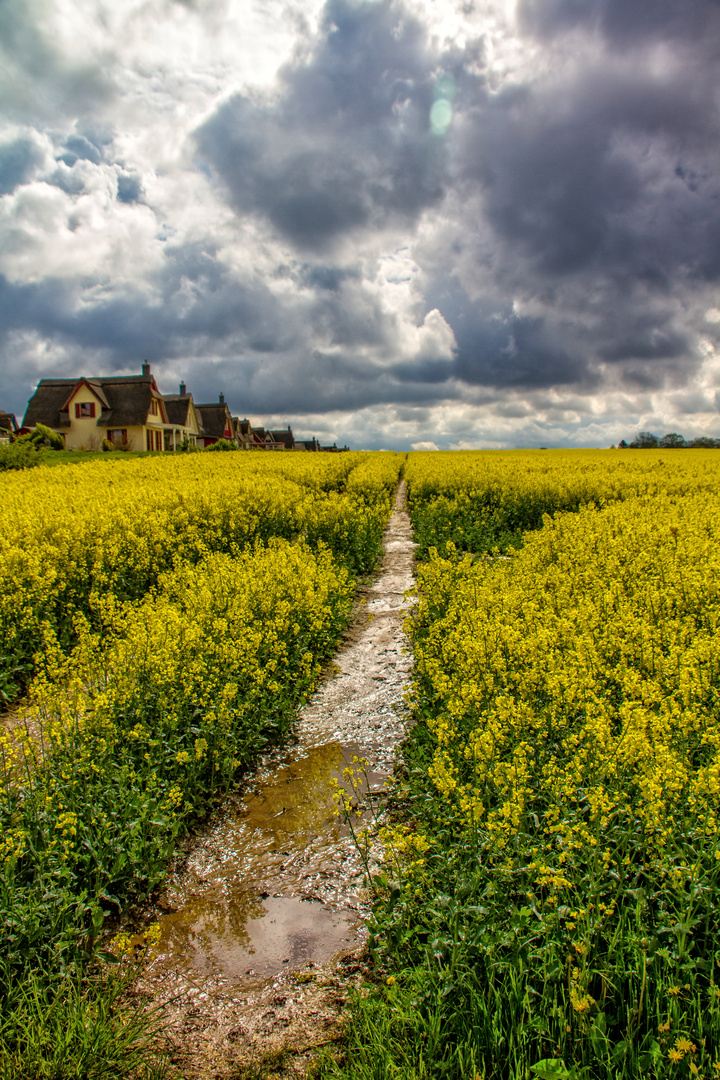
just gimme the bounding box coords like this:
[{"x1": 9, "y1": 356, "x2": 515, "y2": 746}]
[{"x1": 430, "y1": 98, "x2": 452, "y2": 135}]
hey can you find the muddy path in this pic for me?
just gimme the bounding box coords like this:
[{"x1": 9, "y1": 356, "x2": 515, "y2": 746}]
[{"x1": 133, "y1": 482, "x2": 416, "y2": 1077}]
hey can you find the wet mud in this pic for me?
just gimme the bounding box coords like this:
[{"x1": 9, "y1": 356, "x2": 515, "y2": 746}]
[{"x1": 134, "y1": 482, "x2": 416, "y2": 1076}]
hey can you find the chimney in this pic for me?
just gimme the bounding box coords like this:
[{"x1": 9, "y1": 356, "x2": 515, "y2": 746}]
[
  {"x1": 219, "y1": 392, "x2": 225, "y2": 405},
  {"x1": 142, "y1": 360, "x2": 151, "y2": 376},
  {"x1": 179, "y1": 381, "x2": 186, "y2": 395}
]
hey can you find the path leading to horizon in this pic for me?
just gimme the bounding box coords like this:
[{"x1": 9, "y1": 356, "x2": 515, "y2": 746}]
[{"x1": 134, "y1": 482, "x2": 417, "y2": 1076}]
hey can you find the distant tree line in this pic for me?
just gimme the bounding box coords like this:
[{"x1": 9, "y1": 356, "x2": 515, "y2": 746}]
[{"x1": 613, "y1": 432, "x2": 720, "y2": 449}]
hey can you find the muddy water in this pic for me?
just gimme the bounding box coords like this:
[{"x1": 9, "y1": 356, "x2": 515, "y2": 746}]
[
  {"x1": 155, "y1": 740, "x2": 384, "y2": 987},
  {"x1": 137, "y1": 483, "x2": 415, "y2": 1073}
]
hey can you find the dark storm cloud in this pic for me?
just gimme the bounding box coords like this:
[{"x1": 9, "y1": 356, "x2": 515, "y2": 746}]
[
  {"x1": 0, "y1": 134, "x2": 44, "y2": 194},
  {"x1": 0, "y1": 245, "x2": 290, "y2": 371},
  {"x1": 597, "y1": 314, "x2": 689, "y2": 363},
  {"x1": 299, "y1": 263, "x2": 359, "y2": 291},
  {"x1": 518, "y1": 0, "x2": 720, "y2": 49},
  {"x1": 116, "y1": 171, "x2": 143, "y2": 204},
  {"x1": 0, "y1": 249, "x2": 458, "y2": 421},
  {"x1": 441, "y1": 3, "x2": 720, "y2": 392},
  {"x1": 57, "y1": 133, "x2": 103, "y2": 168},
  {"x1": 195, "y1": 0, "x2": 449, "y2": 251},
  {"x1": 460, "y1": 63, "x2": 720, "y2": 284},
  {"x1": 189, "y1": 0, "x2": 720, "y2": 402},
  {"x1": 0, "y1": 275, "x2": 70, "y2": 337},
  {"x1": 0, "y1": 237, "x2": 397, "y2": 410},
  {"x1": 217, "y1": 355, "x2": 459, "y2": 414},
  {"x1": 423, "y1": 278, "x2": 588, "y2": 389}
]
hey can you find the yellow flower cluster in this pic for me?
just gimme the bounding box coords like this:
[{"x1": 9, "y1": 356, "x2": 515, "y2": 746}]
[
  {"x1": 405, "y1": 447, "x2": 720, "y2": 558},
  {"x1": 2, "y1": 538, "x2": 357, "y2": 901},
  {"x1": 405, "y1": 447, "x2": 720, "y2": 506},
  {"x1": 409, "y1": 476, "x2": 720, "y2": 859},
  {"x1": 0, "y1": 451, "x2": 403, "y2": 699},
  {"x1": 400, "y1": 449, "x2": 720, "y2": 1072}
]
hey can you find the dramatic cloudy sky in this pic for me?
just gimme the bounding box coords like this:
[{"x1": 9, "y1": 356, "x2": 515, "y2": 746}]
[{"x1": 2, "y1": 0, "x2": 720, "y2": 449}]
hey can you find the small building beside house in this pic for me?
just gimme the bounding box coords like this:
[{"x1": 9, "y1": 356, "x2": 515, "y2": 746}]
[
  {"x1": 269, "y1": 426, "x2": 295, "y2": 451},
  {"x1": 163, "y1": 382, "x2": 203, "y2": 448},
  {"x1": 234, "y1": 417, "x2": 253, "y2": 449},
  {"x1": 250, "y1": 426, "x2": 277, "y2": 449},
  {"x1": 194, "y1": 394, "x2": 237, "y2": 448}
]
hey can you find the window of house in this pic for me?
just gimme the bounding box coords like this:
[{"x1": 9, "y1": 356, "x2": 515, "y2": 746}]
[
  {"x1": 75, "y1": 402, "x2": 95, "y2": 418},
  {"x1": 155, "y1": 430, "x2": 162, "y2": 451},
  {"x1": 146, "y1": 429, "x2": 153, "y2": 451},
  {"x1": 149, "y1": 399, "x2": 158, "y2": 416},
  {"x1": 109, "y1": 429, "x2": 127, "y2": 446}
]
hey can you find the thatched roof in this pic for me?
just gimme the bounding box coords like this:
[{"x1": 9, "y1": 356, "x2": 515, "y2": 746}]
[
  {"x1": 270, "y1": 427, "x2": 295, "y2": 449},
  {"x1": 23, "y1": 379, "x2": 77, "y2": 429},
  {"x1": 23, "y1": 373, "x2": 166, "y2": 429},
  {"x1": 195, "y1": 402, "x2": 233, "y2": 439},
  {"x1": 164, "y1": 393, "x2": 198, "y2": 429}
]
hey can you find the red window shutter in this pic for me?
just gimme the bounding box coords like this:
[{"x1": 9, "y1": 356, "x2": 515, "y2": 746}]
[{"x1": 75, "y1": 404, "x2": 81, "y2": 418}]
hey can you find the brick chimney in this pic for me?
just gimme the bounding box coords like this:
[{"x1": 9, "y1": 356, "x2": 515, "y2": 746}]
[
  {"x1": 179, "y1": 382, "x2": 186, "y2": 395},
  {"x1": 141, "y1": 361, "x2": 151, "y2": 376},
  {"x1": 219, "y1": 393, "x2": 225, "y2": 405}
]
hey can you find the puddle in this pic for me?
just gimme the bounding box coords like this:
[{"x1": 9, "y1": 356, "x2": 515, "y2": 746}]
[
  {"x1": 153, "y1": 740, "x2": 385, "y2": 986},
  {"x1": 160, "y1": 896, "x2": 356, "y2": 982}
]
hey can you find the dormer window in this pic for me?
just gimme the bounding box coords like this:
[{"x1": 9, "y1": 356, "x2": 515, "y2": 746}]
[
  {"x1": 75, "y1": 402, "x2": 96, "y2": 418},
  {"x1": 149, "y1": 399, "x2": 159, "y2": 416}
]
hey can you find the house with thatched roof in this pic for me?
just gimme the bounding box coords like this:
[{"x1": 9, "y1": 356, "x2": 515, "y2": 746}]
[
  {"x1": 269, "y1": 426, "x2": 295, "y2": 450},
  {"x1": 22, "y1": 363, "x2": 195, "y2": 451},
  {"x1": 194, "y1": 394, "x2": 237, "y2": 447},
  {"x1": 247, "y1": 425, "x2": 276, "y2": 449},
  {"x1": 163, "y1": 382, "x2": 203, "y2": 446}
]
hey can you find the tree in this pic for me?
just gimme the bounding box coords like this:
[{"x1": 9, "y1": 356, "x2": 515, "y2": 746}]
[
  {"x1": 690, "y1": 436, "x2": 720, "y2": 448},
  {"x1": 629, "y1": 431, "x2": 659, "y2": 448},
  {"x1": 659, "y1": 433, "x2": 686, "y2": 448}
]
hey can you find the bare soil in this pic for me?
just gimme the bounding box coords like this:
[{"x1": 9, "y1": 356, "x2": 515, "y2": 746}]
[{"x1": 130, "y1": 483, "x2": 416, "y2": 1078}]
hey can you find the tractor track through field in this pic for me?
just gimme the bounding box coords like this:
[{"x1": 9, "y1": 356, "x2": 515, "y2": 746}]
[{"x1": 131, "y1": 481, "x2": 416, "y2": 1078}]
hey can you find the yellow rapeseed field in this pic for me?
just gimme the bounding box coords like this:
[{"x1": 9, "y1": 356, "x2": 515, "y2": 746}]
[
  {"x1": 0, "y1": 451, "x2": 400, "y2": 700},
  {"x1": 349, "y1": 449, "x2": 720, "y2": 1080},
  {"x1": 0, "y1": 450, "x2": 403, "y2": 1069}
]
